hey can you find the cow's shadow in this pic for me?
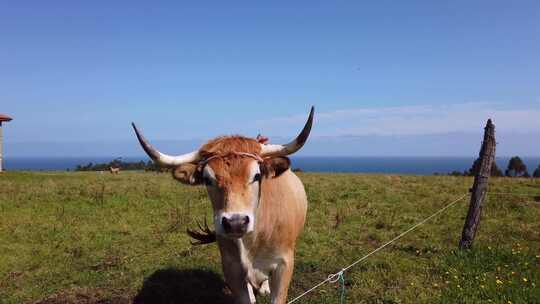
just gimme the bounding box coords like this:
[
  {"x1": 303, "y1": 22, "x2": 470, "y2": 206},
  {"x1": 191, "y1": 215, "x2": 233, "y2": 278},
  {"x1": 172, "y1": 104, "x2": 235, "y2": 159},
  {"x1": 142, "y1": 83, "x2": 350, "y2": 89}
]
[{"x1": 133, "y1": 267, "x2": 233, "y2": 304}]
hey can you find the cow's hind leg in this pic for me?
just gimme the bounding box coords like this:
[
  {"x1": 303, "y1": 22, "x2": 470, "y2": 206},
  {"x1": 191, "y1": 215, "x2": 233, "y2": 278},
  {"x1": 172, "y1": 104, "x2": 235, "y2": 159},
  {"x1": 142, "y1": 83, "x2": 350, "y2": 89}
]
[{"x1": 269, "y1": 253, "x2": 294, "y2": 304}]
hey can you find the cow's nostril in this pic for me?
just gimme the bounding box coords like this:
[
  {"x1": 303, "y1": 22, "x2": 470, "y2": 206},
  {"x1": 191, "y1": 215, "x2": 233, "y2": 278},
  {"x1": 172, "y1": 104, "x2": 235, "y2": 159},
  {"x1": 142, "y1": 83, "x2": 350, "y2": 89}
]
[
  {"x1": 243, "y1": 216, "x2": 250, "y2": 225},
  {"x1": 222, "y1": 217, "x2": 232, "y2": 232}
]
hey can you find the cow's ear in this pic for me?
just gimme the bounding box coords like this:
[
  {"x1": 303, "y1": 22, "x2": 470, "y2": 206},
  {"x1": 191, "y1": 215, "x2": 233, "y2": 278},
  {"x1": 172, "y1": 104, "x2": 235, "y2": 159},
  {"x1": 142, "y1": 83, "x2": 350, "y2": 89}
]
[
  {"x1": 173, "y1": 163, "x2": 203, "y2": 185},
  {"x1": 261, "y1": 156, "x2": 291, "y2": 178}
]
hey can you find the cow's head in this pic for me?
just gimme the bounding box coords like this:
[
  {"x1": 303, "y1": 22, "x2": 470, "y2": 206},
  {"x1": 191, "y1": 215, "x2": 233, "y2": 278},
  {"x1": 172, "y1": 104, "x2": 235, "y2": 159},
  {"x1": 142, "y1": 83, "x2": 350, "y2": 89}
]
[{"x1": 132, "y1": 107, "x2": 314, "y2": 239}]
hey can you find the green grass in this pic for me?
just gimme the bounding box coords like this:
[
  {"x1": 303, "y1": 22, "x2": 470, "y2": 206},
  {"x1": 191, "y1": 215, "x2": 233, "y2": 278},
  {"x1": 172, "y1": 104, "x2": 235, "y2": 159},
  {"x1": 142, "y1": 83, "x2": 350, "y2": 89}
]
[{"x1": 0, "y1": 172, "x2": 539, "y2": 303}]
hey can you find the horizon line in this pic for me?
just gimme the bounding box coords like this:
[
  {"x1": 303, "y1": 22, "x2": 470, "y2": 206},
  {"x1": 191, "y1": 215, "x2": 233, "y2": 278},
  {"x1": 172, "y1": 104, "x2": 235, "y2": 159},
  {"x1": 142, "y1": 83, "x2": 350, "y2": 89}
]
[{"x1": 5, "y1": 155, "x2": 540, "y2": 159}]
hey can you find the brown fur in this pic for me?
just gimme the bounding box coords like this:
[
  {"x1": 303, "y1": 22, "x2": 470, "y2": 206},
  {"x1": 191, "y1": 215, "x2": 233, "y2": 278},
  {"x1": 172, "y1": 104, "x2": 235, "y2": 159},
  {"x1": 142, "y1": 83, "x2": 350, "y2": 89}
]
[
  {"x1": 199, "y1": 136, "x2": 262, "y2": 159},
  {"x1": 261, "y1": 157, "x2": 291, "y2": 178},
  {"x1": 173, "y1": 136, "x2": 262, "y2": 186},
  {"x1": 177, "y1": 135, "x2": 306, "y2": 303},
  {"x1": 173, "y1": 163, "x2": 200, "y2": 185},
  {"x1": 254, "y1": 174, "x2": 305, "y2": 249},
  {"x1": 193, "y1": 136, "x2": 305, "y2": 250},
  {"x1": 247, "y1": 170, "x2": 306, "y2": 303}
]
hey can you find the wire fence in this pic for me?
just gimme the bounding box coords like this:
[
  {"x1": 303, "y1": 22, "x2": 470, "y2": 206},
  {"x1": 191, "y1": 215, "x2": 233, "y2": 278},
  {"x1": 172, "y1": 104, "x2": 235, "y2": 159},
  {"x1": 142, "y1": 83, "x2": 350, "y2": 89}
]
[
  {"x1": 286, "y1": 189, "x2": 540, "y2": 303},
  {"x1": 287, "y1": 193, "x2": 469, "y2": 304}
]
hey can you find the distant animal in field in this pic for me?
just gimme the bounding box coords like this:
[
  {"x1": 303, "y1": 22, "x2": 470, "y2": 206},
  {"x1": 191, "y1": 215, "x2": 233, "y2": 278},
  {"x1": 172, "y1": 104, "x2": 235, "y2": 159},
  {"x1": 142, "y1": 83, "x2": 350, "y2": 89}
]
[
  {"x1": 109, "y1": 166, "x2": 120, "y2": 174},
  {"x1": 132, "y1": 107, "x2": 314, "y2": 304}
]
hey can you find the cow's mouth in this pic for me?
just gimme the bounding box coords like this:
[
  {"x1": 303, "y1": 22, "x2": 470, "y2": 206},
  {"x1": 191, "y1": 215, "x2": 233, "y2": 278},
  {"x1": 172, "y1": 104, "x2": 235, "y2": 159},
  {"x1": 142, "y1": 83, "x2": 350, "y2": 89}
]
[
  {"x1": 223, "y1": 231, "x2": 248, "y2": 239},
  {"x1": 222, "y1": 226, "x2": 249, "y2": 239}
]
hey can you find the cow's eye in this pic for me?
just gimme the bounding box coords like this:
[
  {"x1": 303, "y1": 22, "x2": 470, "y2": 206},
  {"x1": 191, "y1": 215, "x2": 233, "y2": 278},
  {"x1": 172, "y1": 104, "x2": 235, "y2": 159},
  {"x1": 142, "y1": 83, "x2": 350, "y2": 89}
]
[{"x1": 252, "y1": 173, "x2": 261, "y2": 183}]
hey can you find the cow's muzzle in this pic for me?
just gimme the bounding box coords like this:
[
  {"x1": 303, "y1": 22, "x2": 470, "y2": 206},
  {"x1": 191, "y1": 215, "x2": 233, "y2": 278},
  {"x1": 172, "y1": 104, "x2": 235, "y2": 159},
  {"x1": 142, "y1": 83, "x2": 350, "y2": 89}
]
[{"x1": 221, "y1": 214, "x2": 250, "y2": 237}]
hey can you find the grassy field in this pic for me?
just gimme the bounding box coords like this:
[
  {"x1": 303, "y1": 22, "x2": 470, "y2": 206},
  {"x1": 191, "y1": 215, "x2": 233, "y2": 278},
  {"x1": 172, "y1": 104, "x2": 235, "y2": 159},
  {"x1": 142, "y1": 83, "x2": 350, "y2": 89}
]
[{"x1": 1, "y1": 171, "x2": 539, "y2": 304}]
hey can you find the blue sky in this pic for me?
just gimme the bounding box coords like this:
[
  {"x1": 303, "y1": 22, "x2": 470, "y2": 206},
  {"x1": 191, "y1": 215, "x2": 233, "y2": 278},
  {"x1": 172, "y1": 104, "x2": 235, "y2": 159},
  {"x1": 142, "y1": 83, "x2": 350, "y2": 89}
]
[{"x1": 1, "y1": 1, "x2": 539, "y2": 157}]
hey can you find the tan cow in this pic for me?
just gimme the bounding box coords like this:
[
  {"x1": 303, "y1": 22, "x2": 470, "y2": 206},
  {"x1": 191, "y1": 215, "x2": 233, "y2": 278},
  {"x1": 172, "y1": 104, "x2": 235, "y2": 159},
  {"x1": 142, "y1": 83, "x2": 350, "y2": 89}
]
[
  {"x1": 109, "y1": 166, "x2": 120, "y2": 174},
  {"x1": 132, "y1": 107, "x2": 314, "y2": 304}
]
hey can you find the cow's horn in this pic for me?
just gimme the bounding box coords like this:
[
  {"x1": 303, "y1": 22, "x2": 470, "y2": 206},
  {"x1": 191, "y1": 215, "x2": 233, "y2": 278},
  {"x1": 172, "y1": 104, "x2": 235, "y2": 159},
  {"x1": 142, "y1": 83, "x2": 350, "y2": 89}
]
[
  {"x1": 260, "y1": 106, "x2": 314, "y2": 157},
  {"x1": 132, "y1": 123, "x2": 200, "y2": 166}
]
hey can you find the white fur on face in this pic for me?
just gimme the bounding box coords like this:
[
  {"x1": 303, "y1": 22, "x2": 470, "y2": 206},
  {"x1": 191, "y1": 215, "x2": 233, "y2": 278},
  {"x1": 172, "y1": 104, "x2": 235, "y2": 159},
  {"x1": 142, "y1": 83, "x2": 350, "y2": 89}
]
[{"x1": 204, "y1": 160, "x2": 261, "y2": 237}]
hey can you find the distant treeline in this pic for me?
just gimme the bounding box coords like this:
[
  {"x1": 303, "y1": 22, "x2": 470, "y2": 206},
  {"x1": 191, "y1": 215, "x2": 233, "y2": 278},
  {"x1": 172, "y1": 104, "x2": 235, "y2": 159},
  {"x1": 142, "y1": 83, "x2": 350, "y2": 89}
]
[
  {"x1": 75, "y1": 156, "x2": 540, "y2": 178},
  {"x1": 440, "y1": 156, "x2": 540, "y2": 178},
  {"x1": 75, "y1": 158, "x2": 161, "y2": 172},
  {"x1": 75, "y1": 159, "x2": 303, "y2": 173}
]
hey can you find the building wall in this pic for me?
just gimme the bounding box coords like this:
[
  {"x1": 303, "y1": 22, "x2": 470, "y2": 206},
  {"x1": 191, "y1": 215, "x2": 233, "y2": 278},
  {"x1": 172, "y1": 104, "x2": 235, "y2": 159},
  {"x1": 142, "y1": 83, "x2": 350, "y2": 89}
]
[{"x1": 0, "y1": 122, "x2": 3, "y2": 172}]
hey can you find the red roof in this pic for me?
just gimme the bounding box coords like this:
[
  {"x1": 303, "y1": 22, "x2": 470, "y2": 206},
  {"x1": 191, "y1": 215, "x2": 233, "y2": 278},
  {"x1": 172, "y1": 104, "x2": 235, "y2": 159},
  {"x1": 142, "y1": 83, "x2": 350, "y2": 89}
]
[{"x1": 0, "y1": 114, "x2": 13, "y2": 122}]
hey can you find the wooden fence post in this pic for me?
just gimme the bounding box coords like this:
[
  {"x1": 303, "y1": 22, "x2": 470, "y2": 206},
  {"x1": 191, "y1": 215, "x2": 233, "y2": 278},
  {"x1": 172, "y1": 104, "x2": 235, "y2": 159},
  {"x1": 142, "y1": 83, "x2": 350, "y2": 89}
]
[{"x1": 459, "y1": 119, "x2": 496, "y2": 249}]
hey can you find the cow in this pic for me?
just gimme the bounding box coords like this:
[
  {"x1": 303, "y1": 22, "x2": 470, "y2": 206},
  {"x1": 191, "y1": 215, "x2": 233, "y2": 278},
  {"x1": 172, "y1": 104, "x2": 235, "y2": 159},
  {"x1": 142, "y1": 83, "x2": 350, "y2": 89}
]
[
  {"x1": 131, "y1": 107, "x2": 314, "y2": 304},
  {"x1": 109, "y1": 166, "x2": 120, "y2": 174}
]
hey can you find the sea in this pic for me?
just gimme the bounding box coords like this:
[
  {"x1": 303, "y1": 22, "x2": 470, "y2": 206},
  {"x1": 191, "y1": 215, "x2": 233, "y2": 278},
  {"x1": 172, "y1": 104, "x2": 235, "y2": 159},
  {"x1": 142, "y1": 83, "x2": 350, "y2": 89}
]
[{"x1": 4, "y1": 156, "x2": 540, "y2": 175}]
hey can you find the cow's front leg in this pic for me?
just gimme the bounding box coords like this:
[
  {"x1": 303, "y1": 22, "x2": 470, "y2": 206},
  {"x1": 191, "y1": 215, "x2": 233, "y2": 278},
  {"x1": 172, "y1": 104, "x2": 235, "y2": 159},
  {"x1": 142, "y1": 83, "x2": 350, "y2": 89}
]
[
  {"x1": 222, "y1": 262, "x2": 255, "y2": 304},
  {"x1": 218, "y1": 237, "x2": 255, "y2": 304},
  {"x1": 269, "y1": 252, "x2": 294, "y2": 304}
]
